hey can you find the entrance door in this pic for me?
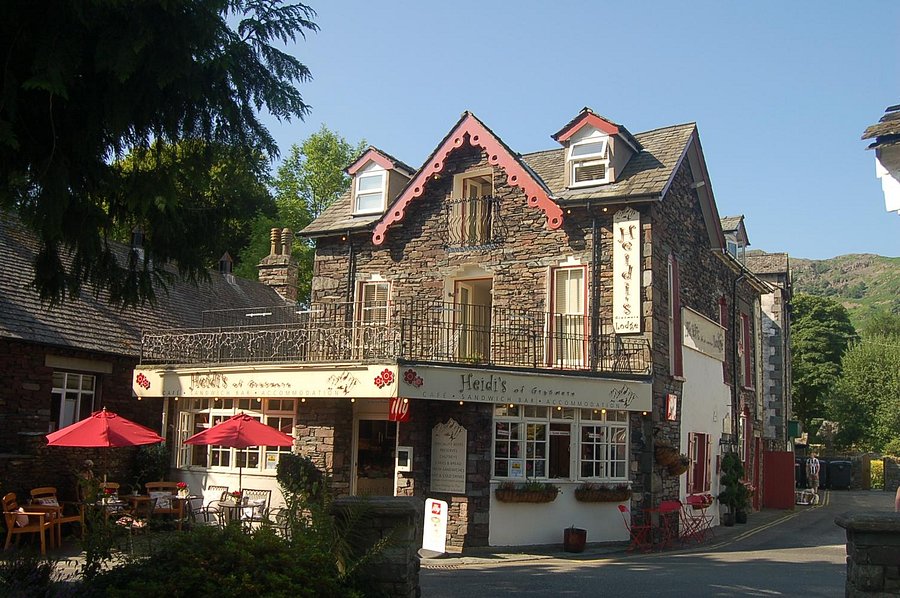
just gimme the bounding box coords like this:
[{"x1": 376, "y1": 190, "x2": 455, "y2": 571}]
[
  {"x1": 354, "y1": 419, "x2": 397, "y2": 496},
  {"x1": 453, "y1": 278, "x2": 492, "y2": 362}
]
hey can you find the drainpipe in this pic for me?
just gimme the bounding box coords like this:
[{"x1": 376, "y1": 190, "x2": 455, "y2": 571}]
[
  {"x1": 346, "y1": 231, "x2": 356, "y2": 333},
  {"x1": 588, "y1": 203, "x2": 601, "y2": 371},
  {"x1": 731, "y1": 272, "x2": 746, "y2": 450}
]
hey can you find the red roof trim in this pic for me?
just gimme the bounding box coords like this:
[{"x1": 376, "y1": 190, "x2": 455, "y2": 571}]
[
  {"x1": 347, "y1": 149, "x2": 395, "y2": 175},
  {"x1": 372, "y1": 113, "x2": 563, "y2": 245},
  {"x1": 554, "y1": 112, "x2": 620, "y2": 143}
]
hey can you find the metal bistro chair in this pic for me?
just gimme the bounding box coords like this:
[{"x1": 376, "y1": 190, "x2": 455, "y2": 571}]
[
  {"x1": 3, "y1": 493, "x2": 54, "y2": 555},
  {"x1": 192, "y1": 485, "x2": 229, "y2": 526},
  {"x1": 681, "y1": 495, "x2": 715, "y2": 544},
  {"x1": 617, "y1": 504, "x2": 652, "y2": 553},
  {"x1": 239, "y1": 489, "x2": 272, "y2": 531}
]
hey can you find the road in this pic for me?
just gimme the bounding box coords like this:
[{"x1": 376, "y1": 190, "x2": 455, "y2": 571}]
[{"x1": 420, "y1": 490, "x2": 895, "y2": 597}]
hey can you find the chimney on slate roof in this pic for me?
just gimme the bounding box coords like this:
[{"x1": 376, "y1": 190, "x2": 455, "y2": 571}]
[{"x1": 257, "y1": 227, "x2": 298, "y2": 302}]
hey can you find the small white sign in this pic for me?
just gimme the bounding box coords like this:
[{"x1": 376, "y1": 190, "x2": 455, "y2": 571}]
[
  {"x1": 509, "y1": 460, "x2": 524, "y2": 478},
  {"x1": 422, "y1": 498, "x2": 448, "y2": 554}
]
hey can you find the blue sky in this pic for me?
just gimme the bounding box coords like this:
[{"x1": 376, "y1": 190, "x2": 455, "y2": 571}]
[{"x1": 262, "y1": 1, "x2": 899, "y2": 260}]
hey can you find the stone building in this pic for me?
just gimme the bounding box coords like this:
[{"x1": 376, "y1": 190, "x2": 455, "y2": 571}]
[
  {"x1": 0, "y1": 213, "x2": 284, "y2": 499},
  {"x1": 745, "y1": 251, "x2": 793, "y2": 451},
  {"x1": 137, "y1": 108, "x2": 773, "y2": 548}
]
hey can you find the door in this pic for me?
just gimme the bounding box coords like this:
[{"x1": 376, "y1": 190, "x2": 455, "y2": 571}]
[
  {"x1": 354, "y1": 419, "x2": 397, "y2": 496},
  {"x1": 453, "y1": 278, "x2": 492, "y2": 362}
]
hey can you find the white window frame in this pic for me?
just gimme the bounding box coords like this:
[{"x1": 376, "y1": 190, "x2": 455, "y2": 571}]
[
  {"x1": 451, "y1": 168, "x2": 494, "y2": 246},
  {"x1": 51, "y1": 371, "x2": 96, "y2": 430},
  {"x1": 492, "y1": 406, "x2": 629, "y2": 482},
  {"x1": 176, "y1": 398, "x2": 296, "y2": 475},
  {"x1": 358, "y1": 280, "x2": 390, "y2": 324},
  {"x1": 568, "y1": 135, "x2": 610, "y2": 187},
  {"x1": 550, "y1": 265, "x2": 587, "y2": 367},
  {"x1": 353, "y1": 163, "x2": 386, "y2": 215}
]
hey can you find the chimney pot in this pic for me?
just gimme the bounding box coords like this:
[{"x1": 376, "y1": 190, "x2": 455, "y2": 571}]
[
  {"x1": 270, "y1": 228, "x2": 282, "y2": 256},
  {"x1": 281, "y1": 228, "x2": 293, "y2": 256}
]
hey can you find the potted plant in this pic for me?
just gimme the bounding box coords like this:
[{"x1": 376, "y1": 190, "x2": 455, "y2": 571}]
[
  {"x1": 495, "y1": 480, "x2": 559, "y2": 503},
  {"x1": 718, "y1": 452, "x2": 750, "y2": 526},
  {"x1": 574, "y1": 482, "x2": 633, "y2": 502},
  {"x1": 563, "y1": 525, "x2": 587, "y2": 552}
]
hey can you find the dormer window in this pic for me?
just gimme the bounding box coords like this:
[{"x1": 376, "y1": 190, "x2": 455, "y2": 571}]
[
  {"x1": 354, "y1": 162, "x2": 386, "y2": 215},
  {"x1": 568, "y1": 133, "x2": 610, "y2": 187}
]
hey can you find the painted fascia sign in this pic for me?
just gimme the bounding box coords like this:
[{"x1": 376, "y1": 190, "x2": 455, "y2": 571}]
[
  {"x1": 613, "y1": 207, "x2": 641, "y2": 333},
  {"x1": 132, "y1": 365, "x2": 399, "y2": 399}
]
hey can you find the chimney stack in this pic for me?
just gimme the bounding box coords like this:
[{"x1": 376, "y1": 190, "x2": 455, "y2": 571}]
[{"x1": 257, "y1": 227, "x2": 299, "y2": 302}]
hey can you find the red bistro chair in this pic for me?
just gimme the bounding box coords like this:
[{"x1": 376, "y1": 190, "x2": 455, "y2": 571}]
[{"x1": 618, "y1": 504, "x2": 652, "y2": 553}]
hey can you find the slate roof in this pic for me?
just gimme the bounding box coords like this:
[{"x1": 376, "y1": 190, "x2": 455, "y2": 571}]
[
  {"x1": 522, "y1": 123, "x2": 696, "y2": 202},
  {"x1": 862, "y1": 104, "x2": 900, "y2": 148},
  {"x1": 745, "y1": 251, "x2": 790, "y2": 275},
  {"x1": 720, "y1": 216, "x2": 744, "y2": 233},
  {"x1": 0, "y1": 213, "x2": 287, "y2": 357},
  {"x1": 302, "y1": 120, "x2": 698, "y2": 237}
]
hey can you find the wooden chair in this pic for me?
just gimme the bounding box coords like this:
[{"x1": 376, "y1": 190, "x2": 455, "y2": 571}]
[
  {"x1": 145, "y1": 481, "x2": 184, "y2": 531},
  {"x1": 239, "y1": 488, "x2": 272, "y2": 530},
  {"x1": 29, "y1": 487, "x2": 85, "y2": 545},
  {"x1": 3, "y1": 493, "x2": 54, "y2": 555}
]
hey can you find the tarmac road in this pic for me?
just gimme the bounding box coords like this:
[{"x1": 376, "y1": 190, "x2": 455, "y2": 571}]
[{"x1": 420, "y1": 489, "x2": 896, "y2": 597}]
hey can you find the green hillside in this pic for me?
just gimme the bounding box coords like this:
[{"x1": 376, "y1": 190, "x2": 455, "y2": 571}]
[{"x1": 790, "y1": 254, "x2": 900, "y2": 326}]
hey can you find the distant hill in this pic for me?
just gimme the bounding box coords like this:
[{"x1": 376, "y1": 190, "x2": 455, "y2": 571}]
[{"x1": 787, "y1": 254, "x2": 900, "y2": 326}]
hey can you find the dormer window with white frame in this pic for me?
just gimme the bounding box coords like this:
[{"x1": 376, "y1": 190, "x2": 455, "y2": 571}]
[
  {"x1": 354, "y1": 162, "x2": 386, "y2": 215},
  {"x1": 567, "y1": 128, "x2": 610, "y2": 188}
]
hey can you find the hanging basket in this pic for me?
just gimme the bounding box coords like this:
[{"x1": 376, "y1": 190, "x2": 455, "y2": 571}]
[
  {"x1": 655, "y1": 445, "x2": 680, "y2": 467},
  {"x1": 667, "y1": 458, "x2": 690, "y2": 476},
  {"x1": 574, "y1": 487, "x2": 633, "y2": 503},
  {"x1": 495, "y1": 484, "x2": 559, "y2": 503}
]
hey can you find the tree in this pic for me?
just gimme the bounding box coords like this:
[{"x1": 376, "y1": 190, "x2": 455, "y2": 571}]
[
  {"x1": 859, "y1": 309, "x2": 900, "y2": 339},
  {"x1": 790, "y1": 294, "x2": 857, "y2": 428},
  {"x1": 249, "y1": 125, "x2": 365, "y2": 302},
  {"x1": 827, "y1": 336, "x2": 900, "y2": 451},
  {"x1": 0, "y1": 1, "x2": 317, "y2": 306},
  {"x1": 119, "y1": 141, "x2": 277, "y2": 275}
]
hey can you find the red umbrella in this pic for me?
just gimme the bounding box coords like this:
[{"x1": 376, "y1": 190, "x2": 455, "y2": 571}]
[
  {"x1": 183, "y1": 413, "x2": 293, "y2": 490},
  {"x1": 46, "y1": 408, "x2": 163, "y2": 447}
]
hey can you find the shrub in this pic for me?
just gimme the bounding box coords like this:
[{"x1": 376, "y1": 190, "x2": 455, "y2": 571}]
[
  {"x1": 0, "y1": 550, "x2": 72, "y2": 597},
  {"x1": 884, "y1": 438, "x2": 900, "y2": 458},
  {"x1": 84, "y1": 525, "x2": 353, "y2": 598}
]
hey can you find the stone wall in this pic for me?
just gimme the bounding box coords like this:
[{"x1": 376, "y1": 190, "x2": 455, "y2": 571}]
[
  {"x1": 835, "y1": 511, "x2": 900, "y2": 596},
  {"x1": 0, "y1": 337, "x2": 163, "y2": 501},
  {"x1": 332, "y1": 496, "x2": 423, "y2": 598},
  {"x1": 294, "y1": 399, "x2": 354, "y2": 495},
  {"x1": 885, "y1": 458, "x2": 900, "y2": 492}
]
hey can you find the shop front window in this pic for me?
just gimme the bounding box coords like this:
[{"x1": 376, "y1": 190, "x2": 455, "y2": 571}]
[
  {"x1": 176, "y1": 398, "x2": 296, "y2": 473},
  {"x1": 492, "y1": 406, "x2": 628, "y2": 482}
]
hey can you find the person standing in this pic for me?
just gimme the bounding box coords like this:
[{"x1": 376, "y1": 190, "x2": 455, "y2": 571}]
[
  {"x1": 895, "y1": 485, "x2": 899, "y2": 512},
  {"x1": 806, "y1": 453, "x2": 821, "y2": 497}
]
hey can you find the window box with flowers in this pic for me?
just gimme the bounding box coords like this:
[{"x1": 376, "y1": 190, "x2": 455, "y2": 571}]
[
  {"x1": 573, "y1": 482, "x2": 633, "y2": 503},
  {"x1": 495, "y1": 481, "x2": 560, "y2": 503}
]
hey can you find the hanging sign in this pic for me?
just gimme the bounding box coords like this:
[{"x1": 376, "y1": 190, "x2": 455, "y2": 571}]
[
  {"x1": 388, "y1": 397, "x2": 410, "y2": 422},
  {"x1": 613, "y1": 207, "x2": 641, "y2": 334}
]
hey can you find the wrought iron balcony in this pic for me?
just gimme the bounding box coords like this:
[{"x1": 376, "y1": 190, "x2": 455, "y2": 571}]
[{"x1": 141, "y1": 300, "x2": 651, "y2": 376}]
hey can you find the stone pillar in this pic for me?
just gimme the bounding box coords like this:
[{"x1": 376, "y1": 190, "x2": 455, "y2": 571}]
[
  {"x1": 835, "y1": 511, "x2": 900, "y2": 596},
  {"x1": 331, "y1": 496, "x2": 423, "y2": 598},
  {"x1": 257, "y1": 227, "x2": 299, "y2": 302}
]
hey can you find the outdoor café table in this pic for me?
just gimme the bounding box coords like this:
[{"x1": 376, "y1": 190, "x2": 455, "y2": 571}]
[
  {"x1": 215, "y1": 500, "x2": 245, "y2": 527},
  {"x1": 644, "y1": 501, "x2": 681, "y2": 550}
]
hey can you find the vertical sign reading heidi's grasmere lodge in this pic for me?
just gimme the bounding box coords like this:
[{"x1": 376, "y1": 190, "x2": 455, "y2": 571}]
[
  {"x1": 613, "y1": 207, "x2": 641, "y2": 334},
  {"x1": 430, "y1": 419, "x2": 467, "y2": 494}
]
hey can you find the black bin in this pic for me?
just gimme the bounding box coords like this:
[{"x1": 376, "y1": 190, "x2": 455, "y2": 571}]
[
  {"x1": 795, "y1": 458, "x2": 807, "y2": 489},
  {"x1": 828, "y1": 460, "x2": 852, "y2": 490}
]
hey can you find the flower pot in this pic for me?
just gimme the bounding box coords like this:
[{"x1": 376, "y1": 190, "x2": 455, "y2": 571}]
[
  {"x1": 735, "y1": 510, "x2": 748, "y2": 524},
  {"x1": 722, "y1": 511, "x2": 735, "y2": 527},
  {"x1": 564, "y1": 527, "x2": 587, "y2": 553}
]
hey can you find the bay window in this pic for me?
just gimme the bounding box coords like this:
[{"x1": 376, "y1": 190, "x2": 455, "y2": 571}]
[
  {"x1": 176, "y1": 398, "x2": 296, "y2": 472},
  {"x1": 493, "y1": 405, "x2": 628, "y2": 482}
]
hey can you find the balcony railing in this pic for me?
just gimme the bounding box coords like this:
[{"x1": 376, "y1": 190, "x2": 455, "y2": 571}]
[{"x1": 141, "y1": 300, "x2": 651, "y2": 376}]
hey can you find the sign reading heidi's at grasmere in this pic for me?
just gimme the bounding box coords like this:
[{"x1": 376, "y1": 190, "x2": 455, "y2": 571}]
[{"x1": 401, "y1": 366, "x2": 652, "y2": 411}]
